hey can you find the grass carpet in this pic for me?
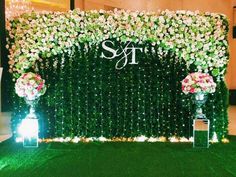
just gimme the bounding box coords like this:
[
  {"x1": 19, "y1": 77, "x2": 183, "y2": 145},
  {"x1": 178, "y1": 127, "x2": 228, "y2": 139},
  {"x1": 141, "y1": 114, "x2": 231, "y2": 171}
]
[{"x1": 1, "y1": 137, "x2": 236, "y2": 177}]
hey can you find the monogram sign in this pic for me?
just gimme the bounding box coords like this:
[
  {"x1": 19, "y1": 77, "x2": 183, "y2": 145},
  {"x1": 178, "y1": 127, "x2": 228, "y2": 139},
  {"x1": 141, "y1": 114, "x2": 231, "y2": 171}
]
[{"x1": 101, "y1": 40, "x2": 143, "y2": 70}]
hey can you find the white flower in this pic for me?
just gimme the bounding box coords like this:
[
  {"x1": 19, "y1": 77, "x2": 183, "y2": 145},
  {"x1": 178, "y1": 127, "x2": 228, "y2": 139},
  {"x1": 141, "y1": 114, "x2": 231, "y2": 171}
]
[
  {"x1": 7, "y1": 9, "x2": 228, "y2": 79},
  {"x1": 72, "y1": 137, "x2": 81, "y2": 143},
  {"x1": 134, "y1": 135, "x2": 148, "y2": 142},
  {"x1": 98, "y1": 136, "x2": 107, "y2": 142},
  {"x1": 169, "y1": 136, "x2": 179, "y2": 142},
  {"x1": 147, "y1": 137, "x2": 158, "y2": 142}
]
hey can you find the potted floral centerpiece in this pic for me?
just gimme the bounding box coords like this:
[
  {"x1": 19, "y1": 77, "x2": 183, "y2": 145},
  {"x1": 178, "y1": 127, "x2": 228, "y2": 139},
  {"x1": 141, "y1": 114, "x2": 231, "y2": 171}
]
[
  {"x1": 15, "y1": 72, "x2": 46, "y2": 116},
  {"x1": 15, "y1": 72, "x2": 46, "y2": 101},
  {"x1": 181, "y1": 72, "x2": 216, "y2": 95},
  {"x1": 15, "y1": 72, "x2": 46, "y2": 147},
  {"x1": 182, "y1": 72, "x2": 216, "y2": 148},
  {"x1": 181, "y1": 72, "x2": 216, "y2": 118},
  {"x1": 182, "y1": 72, "x2": 217, "y2": 148}
]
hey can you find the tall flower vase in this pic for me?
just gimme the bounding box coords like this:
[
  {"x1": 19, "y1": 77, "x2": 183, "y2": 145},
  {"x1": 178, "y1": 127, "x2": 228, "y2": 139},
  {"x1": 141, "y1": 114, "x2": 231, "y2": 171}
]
[
  {"x1": 19, "y1": 98, "x2": 39, "y2": 147},
  {"x1": 25, "y1": 98, "x2": 39, "y2": 119},
  {"x1": 193, "y1": 92, "x2": 210, "y2": 148},
  {"x1": 194, "y1": 92, "x2": 207, "y2": 119}
]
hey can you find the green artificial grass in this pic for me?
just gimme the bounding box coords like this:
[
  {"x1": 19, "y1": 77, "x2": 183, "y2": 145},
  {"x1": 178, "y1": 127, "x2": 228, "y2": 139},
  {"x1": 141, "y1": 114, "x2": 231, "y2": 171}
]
[{"x1": 1, "y1": 137, "x2": 236, "y2": 177}]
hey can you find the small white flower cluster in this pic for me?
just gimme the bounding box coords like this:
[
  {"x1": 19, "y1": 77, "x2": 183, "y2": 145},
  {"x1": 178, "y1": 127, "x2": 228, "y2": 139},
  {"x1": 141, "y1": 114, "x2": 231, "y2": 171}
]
[
  {"x1": 6, "y1": 9, "x2": 228, "y2": 79},
  {"x1": 40, "y1": 136, "x2": 194, "y2": 143},
  {"x1": 16, "y1": 134, "x2": 228, "y2": 143}
]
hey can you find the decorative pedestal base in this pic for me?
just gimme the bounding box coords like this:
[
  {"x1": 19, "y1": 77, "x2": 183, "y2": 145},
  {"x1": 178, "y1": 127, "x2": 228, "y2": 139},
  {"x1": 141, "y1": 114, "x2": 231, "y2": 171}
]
[
  {"x1": 23, "y1": 135, "x2": 38, "y2": 147},
  {"x1": 193, "y1": 119, "x2": 210, "y2": 148},
  {"x1": 21, "y1": 118, "x2": 39, "y2": 148},
  {"x1": 18, "y1": 99, "x2": 39, "y2": 148}
]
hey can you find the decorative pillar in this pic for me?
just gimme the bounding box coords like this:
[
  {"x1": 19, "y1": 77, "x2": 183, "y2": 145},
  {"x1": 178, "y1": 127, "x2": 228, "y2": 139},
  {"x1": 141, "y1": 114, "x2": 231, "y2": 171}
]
[{"x1": 70, "y1": 0, "x2": 75, "y2": 10}]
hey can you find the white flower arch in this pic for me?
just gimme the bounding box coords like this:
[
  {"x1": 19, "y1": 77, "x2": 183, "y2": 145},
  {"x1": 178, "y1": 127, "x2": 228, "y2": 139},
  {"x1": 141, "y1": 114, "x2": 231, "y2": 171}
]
[{"x1": 6, "y1": 9, "x2": 229, "y2": 79}]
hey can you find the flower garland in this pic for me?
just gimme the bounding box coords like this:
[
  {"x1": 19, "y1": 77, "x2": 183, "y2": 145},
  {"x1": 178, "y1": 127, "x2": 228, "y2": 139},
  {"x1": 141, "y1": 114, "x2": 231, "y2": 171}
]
[
  {"x1": 15, "y1": 72, "x2": 46, "y2": 100},
  {"x1": 181, "y1": 72, "x2": 216, "y2": 94},
  {"x1": 6, "y1": 9, "x2": 229, "y2": 79},
  {"x1": 15, "y1": 135, "x2": 229, "y2": 143}
]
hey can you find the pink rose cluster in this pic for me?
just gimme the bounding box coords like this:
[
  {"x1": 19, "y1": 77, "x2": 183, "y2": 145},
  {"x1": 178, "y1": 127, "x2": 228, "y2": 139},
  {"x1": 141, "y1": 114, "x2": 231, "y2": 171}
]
[
  {"x1": 181, "y1": 72, "x2": 216, "y2": 94},
  {"x1": 15, "y1": 72, "x2": 46, "y2": 100}
]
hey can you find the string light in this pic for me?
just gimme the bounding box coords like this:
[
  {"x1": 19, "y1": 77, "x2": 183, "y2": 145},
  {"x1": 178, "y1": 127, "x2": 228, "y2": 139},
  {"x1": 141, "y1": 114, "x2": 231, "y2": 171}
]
[
  {"x1": 137, "y1": 66, "x2": 141, "y2": 135},
  {"x1": 10, "y1": 42, "x2": 228, "y2": 142},
  {"x1": 155, "y1": 62, "x2": 160, "y2": 136},
  {"x1": 99, "y1": 49, "x2": 104, "y2": 136},
  {"x1": 92, "y1": 46, "x2": 98, "y2": 137},
  {"x1": 54, "y1": 58, "x2": 59, "y2": 137},
  {"x1": 142, "y1": 66, "x2": 147, "y2": 135},
  {"x1": 108, "y1": 58, "x2": 112, "y2": 138},
  {"x1": 76, "y1": 48, "x2": 81, "y2": 136},
  {"x1": 130, "y1": 67, "x2": 134, "y2": 136},
  {"x1": 45, "y1": 59, "x2": 51, "y2": 136},
  {"x1": 123, "y1": 68, "x2": 127, "y2": 137},
  {"x1": 69, "y1": 54, "x2": 74, "y2": 136},
  {"x1": 148, "y1": 55, "x2": 154, "y2": 136},
  {"x1": 60, "y1": 55, "x2": 65, "y2": 137},
  {"x1": 116, "y1": 70, "x2": 120, "y2": 136},
  {"x1": 85, "y1": 44, "x2": 89, "y2": 137}
]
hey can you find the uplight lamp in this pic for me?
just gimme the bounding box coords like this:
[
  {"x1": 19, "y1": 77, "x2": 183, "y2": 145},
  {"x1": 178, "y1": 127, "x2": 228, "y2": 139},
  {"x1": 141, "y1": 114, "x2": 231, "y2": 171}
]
[{"x1": 19, "y1": 118, "x2": 39, "y2": 147}]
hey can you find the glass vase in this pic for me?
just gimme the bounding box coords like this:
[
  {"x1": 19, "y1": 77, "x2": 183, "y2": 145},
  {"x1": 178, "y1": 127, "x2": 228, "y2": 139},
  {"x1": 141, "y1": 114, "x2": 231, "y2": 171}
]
[
  {"x1": 24, "y1": 98, "x2": 39, "y2": 119},
  {"x1": 194, "y1": 92, "x2": 207, "y2": 119}
]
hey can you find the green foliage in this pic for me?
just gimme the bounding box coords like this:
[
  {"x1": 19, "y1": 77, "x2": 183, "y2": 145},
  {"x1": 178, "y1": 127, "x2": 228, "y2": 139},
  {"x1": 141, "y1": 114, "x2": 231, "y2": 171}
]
[
  {"x1": 10, "y1": 41, "x2": 228, "y2": 140},
  {"x1": 6, "y1": 9, "x2": 229, "y2": 79}
]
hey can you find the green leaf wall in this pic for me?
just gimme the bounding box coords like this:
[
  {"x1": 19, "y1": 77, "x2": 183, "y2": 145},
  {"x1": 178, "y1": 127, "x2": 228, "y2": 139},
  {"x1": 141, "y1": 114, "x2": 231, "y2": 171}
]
[{"x1": 11, "y1": 42, "x2": 228, "y2": 140}]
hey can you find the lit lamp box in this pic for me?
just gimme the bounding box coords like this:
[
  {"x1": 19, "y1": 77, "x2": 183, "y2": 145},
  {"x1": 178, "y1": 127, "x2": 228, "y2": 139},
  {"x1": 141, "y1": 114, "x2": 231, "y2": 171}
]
[
  {"x1": 193, "y1": 119, "x2": 210, "y2": 148},
  {"x1": 20, "y1": 118, "x2": 39, "y2": 148}
]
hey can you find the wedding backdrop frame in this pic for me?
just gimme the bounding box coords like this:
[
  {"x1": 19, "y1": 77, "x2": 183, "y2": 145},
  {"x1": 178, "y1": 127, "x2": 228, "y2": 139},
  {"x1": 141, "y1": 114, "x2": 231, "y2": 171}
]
[{"x1": 5, "y1": 9, "x2": 229, "y2": 141}]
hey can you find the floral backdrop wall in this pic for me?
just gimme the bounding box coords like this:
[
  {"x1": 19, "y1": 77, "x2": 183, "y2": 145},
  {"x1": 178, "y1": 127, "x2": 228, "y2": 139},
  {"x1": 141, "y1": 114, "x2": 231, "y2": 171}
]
[{"x1": 6, "y1": 9, "x2": 229, "y2": 141}]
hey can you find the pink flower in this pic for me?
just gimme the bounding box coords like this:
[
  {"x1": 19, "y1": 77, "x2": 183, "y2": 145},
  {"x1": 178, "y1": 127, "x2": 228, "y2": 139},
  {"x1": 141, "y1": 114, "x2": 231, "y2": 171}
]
[
  {"x1": 183, "y1": 79, "x2": 189, "y2": 83},
  {"x1": 15, "y1": 72, "x2": 46, "y2": 100},
  {"x1": 190, "y1": 88, "x2": 195, "y2": 93},
  {"x1": 181, "y1": 72, "x2": 216, "y2": 94},
  {"x1": 37, "y1": 82, "x2": 44, "y2": 91},
  {"x1": 22, "y1": 73, "x2": 27, "y2": 79}
]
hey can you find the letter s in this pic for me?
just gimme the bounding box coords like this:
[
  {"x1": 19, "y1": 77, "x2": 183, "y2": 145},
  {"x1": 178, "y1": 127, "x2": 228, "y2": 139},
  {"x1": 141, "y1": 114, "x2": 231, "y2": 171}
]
[{"x1": 101, "y1": 40, "x2": 117, "y2": 59}]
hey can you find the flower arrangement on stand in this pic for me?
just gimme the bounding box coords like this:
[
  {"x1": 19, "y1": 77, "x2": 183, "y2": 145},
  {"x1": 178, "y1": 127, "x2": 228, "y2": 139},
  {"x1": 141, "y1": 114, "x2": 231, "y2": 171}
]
[
  {"x1": 182, "y1": 72, "x2": 217, "y2": 147},
  {"x1": 182, "y1": 72, "x2": 216, "y2": 122},
  {"x1": 181, "y1": 72, "x2": 216, "y2": 119},
  {"x1": 15, "y1": 72, "x2": 46, "y2": 147},
  {"x1": 6, "y1": 8, "x2": 229, "y2": 142}
]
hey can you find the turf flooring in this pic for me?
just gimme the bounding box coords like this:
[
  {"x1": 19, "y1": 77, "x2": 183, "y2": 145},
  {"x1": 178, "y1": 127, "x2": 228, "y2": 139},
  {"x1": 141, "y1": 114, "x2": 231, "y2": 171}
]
[{"x1": 1, "y1": 136, "x2": 236, "y2": 177}]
